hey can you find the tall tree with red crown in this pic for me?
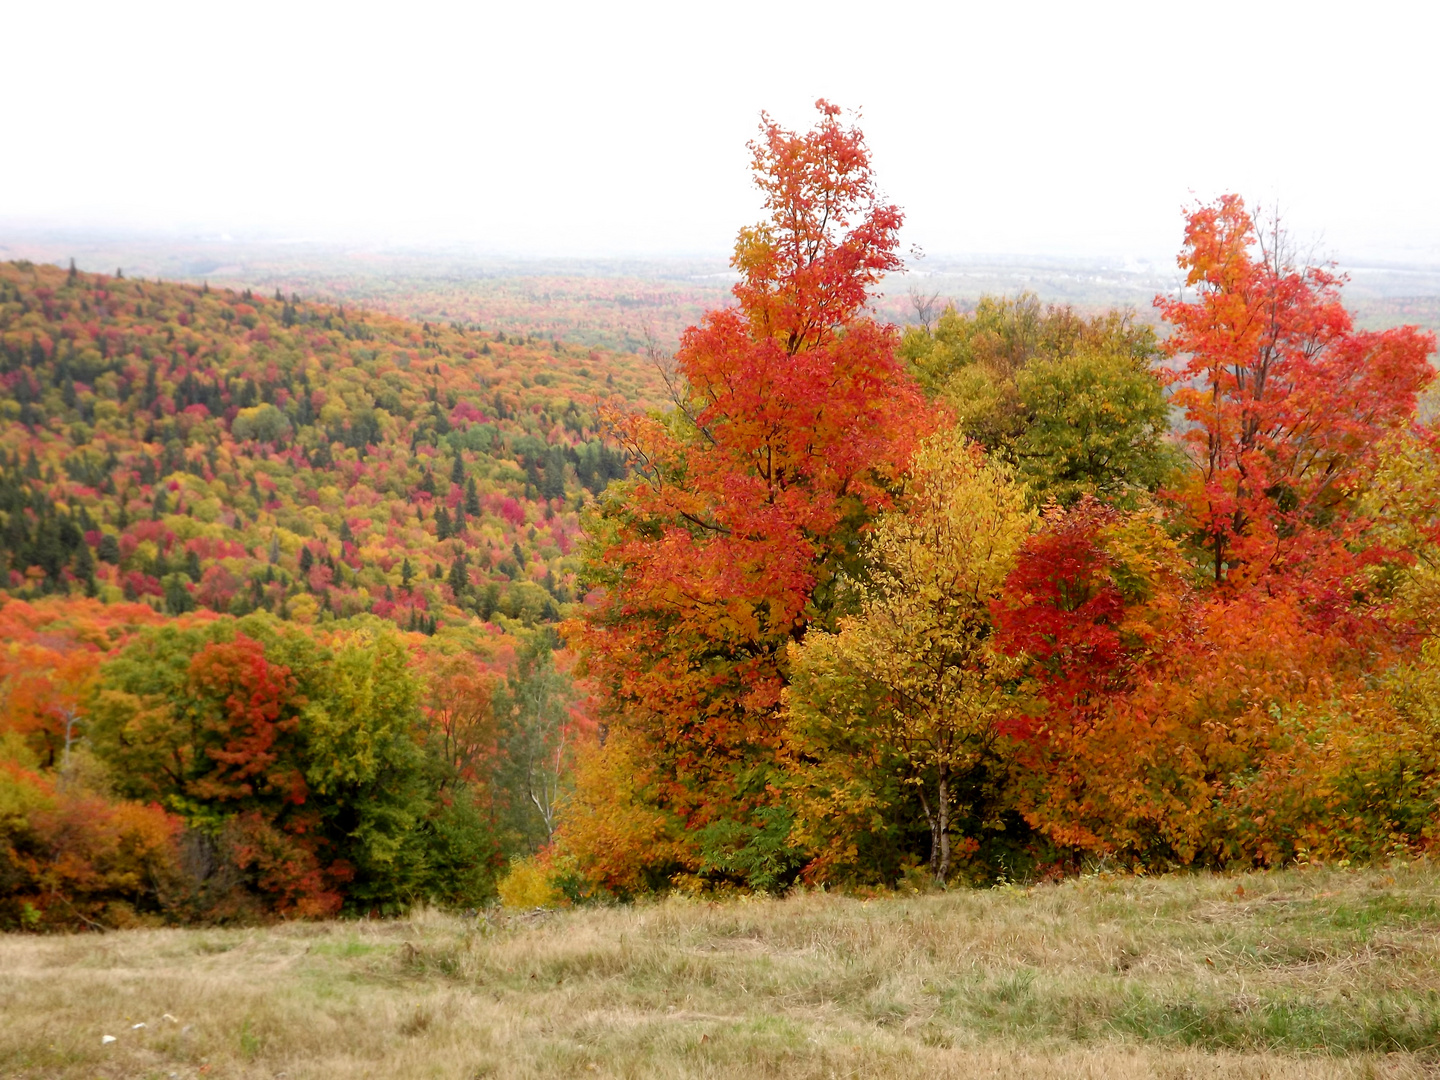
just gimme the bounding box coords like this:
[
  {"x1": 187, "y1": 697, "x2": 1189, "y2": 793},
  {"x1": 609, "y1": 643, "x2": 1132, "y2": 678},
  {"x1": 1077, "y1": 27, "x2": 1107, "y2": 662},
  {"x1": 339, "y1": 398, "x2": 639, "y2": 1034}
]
[
  {"x1": 1157, "y1": 195, "x2": 1435, "y2": 596},
  {"x1": 570, "y1": 102, "x2": 932, "y2": 885}
]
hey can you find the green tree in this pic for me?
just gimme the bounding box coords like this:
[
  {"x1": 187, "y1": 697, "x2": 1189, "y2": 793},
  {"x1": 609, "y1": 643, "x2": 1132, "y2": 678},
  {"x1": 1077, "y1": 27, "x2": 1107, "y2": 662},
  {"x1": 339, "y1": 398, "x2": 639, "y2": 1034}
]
[
  {"x1": 448, "y1": 553, "x2": 469, "y2": 598},
  {"x1": 491, "y1": 635, "x2": 574, "y2": 854},
  {"x1": 1012, "y1": 348, "x2": 1172, "y2": 506},
  {"x1": 900, "y1": 295, "x2": 1170, "y2": 505},
  {"x1": 88, "y1": 615, "x2": 470, "y2": 914},
  {"x1": 300, "y1": 621, "x2": 435, "y2": 909}
]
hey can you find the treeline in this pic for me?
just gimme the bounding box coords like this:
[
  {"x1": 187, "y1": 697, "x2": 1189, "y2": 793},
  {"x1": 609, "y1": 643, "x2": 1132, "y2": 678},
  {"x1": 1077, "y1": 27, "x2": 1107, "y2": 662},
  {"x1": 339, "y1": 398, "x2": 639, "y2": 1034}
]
[
  {"x1": 0, "y1": 599, "x2": 578, "y2": 929},
  {"x1": 550, "y1": 104, "x2": 1440, "y2": 898}
]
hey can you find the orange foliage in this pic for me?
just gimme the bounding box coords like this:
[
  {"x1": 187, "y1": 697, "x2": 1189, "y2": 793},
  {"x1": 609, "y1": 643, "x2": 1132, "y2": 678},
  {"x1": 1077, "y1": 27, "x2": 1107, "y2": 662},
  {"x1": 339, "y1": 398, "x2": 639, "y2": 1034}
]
[
  {"x1": 184, "y1": 634, "x2": 307, "y2": 804},
  {"x1": 1156, "y1": 195, "x2": 1434, "y2": 595},
  {"x1": 0, "y1": 759, "x2": 180, "y2": 930},
  {"x1": 556, "y1": 731, "x2": 679, "y2": 896},
  {"x1": 1009, "y1": 588, "x2": 1431, "y2": 866},
  {"x1": 0, "y1": 596, "x2": 171, "y2": 765}
]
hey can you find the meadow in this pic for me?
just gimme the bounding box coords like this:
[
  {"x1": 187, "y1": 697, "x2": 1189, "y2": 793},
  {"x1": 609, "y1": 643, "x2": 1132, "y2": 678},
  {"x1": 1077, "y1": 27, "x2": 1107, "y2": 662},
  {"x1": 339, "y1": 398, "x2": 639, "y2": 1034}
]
[{"x1": 2, "y1": 862, "x2": 1438, "y2": 1079}]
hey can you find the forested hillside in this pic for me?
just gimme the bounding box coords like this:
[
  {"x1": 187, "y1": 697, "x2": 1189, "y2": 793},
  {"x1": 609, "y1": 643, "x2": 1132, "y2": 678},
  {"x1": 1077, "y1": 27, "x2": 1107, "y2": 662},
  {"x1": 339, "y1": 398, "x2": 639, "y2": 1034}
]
[
  {"x1": 0, "y1": 260, "x2": 657, "y2": 628},
  {"x1": 0, "y1": 260, "x2": 659, "y2": 928}
]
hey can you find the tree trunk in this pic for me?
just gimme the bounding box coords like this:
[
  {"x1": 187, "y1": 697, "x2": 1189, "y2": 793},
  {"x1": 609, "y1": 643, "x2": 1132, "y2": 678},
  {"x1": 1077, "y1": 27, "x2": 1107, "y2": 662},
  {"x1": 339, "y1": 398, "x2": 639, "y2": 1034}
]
[
  {"x1": 918, "y1": 767, "x2": 952, "y2": 887},
  {"x1": 935, "y1": 767, "x2": 951, "y2": 886},
  {"x1": 917, "y1": 786, "x2": 940, "y2": 882}
]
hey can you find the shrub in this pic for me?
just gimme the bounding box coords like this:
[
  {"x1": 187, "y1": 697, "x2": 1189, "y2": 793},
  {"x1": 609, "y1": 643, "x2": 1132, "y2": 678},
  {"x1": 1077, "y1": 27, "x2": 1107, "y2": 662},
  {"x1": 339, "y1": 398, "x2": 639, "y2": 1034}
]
[
  {"x1": 497, "y1": 856, "x2": 560, "y2": 909},
  {"x1": 0, "y1": 759, "x2": 182, "y2": 930}
]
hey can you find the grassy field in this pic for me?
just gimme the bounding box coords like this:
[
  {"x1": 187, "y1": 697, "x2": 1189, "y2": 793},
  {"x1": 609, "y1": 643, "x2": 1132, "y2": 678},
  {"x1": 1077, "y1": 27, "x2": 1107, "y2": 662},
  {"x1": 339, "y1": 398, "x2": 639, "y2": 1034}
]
[{"x1": 2, "y1": 863, "x2": 1439, "y2": 1079}]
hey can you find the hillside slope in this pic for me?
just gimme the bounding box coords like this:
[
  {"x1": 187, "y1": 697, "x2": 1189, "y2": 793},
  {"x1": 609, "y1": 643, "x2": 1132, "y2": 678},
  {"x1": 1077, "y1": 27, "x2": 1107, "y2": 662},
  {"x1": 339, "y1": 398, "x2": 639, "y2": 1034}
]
[{"x1": 0, "y1": 260, "x2": 666, "y2": 630}]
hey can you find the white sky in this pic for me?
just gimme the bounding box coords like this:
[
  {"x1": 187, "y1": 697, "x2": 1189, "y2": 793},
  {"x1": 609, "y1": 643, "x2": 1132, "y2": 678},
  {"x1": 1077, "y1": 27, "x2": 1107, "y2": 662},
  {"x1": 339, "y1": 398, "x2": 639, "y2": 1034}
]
[{"x1": 7, "y1": 0, "x2": 1439, "y2": 264}]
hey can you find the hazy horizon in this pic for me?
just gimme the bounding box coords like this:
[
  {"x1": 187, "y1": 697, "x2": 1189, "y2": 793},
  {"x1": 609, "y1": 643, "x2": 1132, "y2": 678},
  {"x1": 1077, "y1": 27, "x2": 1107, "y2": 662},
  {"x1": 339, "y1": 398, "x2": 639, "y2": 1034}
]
[{"x1": 9, "y1": 1, "x2": 1440, "y2": 268}]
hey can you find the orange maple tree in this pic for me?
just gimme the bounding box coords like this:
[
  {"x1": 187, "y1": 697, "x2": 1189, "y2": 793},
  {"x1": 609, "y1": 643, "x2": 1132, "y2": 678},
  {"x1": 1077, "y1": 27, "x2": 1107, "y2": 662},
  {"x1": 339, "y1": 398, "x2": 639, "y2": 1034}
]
[{"x1": 1156, "y1": 195, "x2": 1435, "y2": 596}]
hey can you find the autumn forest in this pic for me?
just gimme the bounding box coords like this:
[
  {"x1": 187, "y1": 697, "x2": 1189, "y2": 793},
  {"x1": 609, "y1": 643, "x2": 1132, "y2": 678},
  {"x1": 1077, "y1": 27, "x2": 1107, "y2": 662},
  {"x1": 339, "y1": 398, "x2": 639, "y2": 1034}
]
[{"x1": 3, "y1": 101, "x2": 1440, "y2": 930}]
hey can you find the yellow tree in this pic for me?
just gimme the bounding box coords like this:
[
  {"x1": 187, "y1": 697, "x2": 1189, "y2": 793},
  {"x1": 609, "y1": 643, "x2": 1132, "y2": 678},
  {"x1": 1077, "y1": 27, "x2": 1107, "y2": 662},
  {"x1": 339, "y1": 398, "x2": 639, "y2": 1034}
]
[
  {"x1": 1362, "y1": 415, "x2": 1440, "y2": 636},
  {"x1": 785, "y1": 430, "x2": 1033, "y2": 884}
]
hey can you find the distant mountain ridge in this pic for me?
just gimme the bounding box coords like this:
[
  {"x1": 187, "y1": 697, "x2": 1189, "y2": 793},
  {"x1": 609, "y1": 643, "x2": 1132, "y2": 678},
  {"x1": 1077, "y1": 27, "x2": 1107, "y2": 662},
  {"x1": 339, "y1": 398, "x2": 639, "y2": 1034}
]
[{"x1": 4, "y1": 233, "x2": 1436, "y2": 347}]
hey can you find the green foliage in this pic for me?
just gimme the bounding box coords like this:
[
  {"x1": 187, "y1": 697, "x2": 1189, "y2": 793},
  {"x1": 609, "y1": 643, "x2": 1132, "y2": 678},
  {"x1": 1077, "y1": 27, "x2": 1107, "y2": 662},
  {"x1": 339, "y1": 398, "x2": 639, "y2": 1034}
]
[
  {"x1": 416, "y1": 793, "x2": 502, "y2": 907},
  {"x1": 300, "y1": 621, "x2": 435, "y2": 909},
  {"x1": 231, "y1": 404, "x2": 292, "y2": 443},
  {"x1": 1012, "y1": 349, "x2": 1174, "y2": 506},
  {"x1": 695, "y1": 806, "x2": 806, "y2": 893},
  {"x1": 900, "y1": 294, "x2": 1171, "y2": 506},
  {"x1": 86, "y1": 613, "x2": 500, "y2": 916},
  {"x1": 490, "y1": 634, "x2": 575, "y2": 857}
]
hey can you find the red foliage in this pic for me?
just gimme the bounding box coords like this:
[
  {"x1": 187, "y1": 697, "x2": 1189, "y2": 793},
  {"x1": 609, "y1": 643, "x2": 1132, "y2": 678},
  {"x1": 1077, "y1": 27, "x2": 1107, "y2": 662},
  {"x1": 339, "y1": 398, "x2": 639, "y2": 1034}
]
[
  {"x1": 1156, "y1": 195, "x2": 1435, "y2": 593},
  {"x1": 0, "y1": 759, "x2": 182, "y2": 930},
  {"x1": 992, "y1": 501, "x2": 1130, "y2": 735},
  {"x1": 223, "y1": 810, "x2": 343, "y2": 919},
  {"x1": 577, "y1": 102, "x2": 934, "y2": 850},
  {"x1": 186, "y1": 634, "x2": 307, "y2": 805}
]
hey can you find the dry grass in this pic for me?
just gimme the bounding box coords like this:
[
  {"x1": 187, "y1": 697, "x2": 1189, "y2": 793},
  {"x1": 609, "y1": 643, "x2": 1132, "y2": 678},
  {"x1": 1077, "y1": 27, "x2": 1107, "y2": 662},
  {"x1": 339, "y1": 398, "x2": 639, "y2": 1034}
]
[{"x1": 3, "y1": 862, "x2": 1440, "y2": 1078}]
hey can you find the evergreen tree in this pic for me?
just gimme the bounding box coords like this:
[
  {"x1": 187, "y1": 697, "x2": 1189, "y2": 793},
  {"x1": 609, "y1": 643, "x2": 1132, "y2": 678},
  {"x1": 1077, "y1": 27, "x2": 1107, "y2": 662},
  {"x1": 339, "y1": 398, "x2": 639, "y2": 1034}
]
[
  {"x1": 448, "y1": 553, "x2": 469, "y2": 597},
  {"x1": 73, "y1": 539, "x2": 96, "y2": 586}
]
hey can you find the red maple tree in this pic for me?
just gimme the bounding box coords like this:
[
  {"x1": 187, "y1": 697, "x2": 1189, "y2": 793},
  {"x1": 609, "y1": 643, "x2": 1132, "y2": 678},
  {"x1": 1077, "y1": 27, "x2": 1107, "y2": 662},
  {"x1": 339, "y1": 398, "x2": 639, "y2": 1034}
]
[
  {"x1": 576, "y1": 101, "x2": 933, "y2": 856},
  {"x1": 1157, "y1": 195, "x2": 1435, "y2": 594}
]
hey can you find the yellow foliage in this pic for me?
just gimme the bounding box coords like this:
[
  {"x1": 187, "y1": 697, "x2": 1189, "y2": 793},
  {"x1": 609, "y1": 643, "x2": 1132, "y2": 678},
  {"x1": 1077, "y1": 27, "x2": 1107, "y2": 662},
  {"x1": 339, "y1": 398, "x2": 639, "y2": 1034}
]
[
  {"x1": 786, "y1": 428, "x2": 1033, "y2": 883},
  {"x1": 555, "y1": 729, "x2": 681, "y2": 896},
  {"x1": 1363, "y1": 426, "x2": 1440, "y2": 634},
  {"x1": 496, "y1": 857, "x2": 561, "y2": 909},
  {"x1": 287, "y1": 594, "x2": 319, "y2": 624}
]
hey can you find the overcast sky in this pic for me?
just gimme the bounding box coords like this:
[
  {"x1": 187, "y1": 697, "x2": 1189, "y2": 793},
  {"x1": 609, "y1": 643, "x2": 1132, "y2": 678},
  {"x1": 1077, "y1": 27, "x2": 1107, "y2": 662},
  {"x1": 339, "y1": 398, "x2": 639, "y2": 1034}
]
[{"x1": 8, "y1": 0, "x2": 1438, "y2": 264}]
